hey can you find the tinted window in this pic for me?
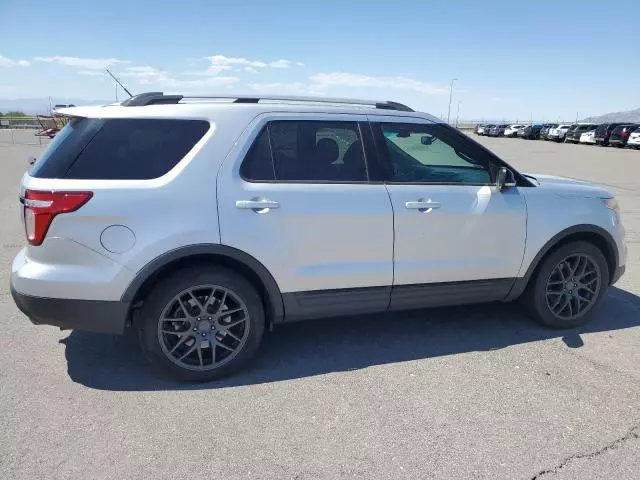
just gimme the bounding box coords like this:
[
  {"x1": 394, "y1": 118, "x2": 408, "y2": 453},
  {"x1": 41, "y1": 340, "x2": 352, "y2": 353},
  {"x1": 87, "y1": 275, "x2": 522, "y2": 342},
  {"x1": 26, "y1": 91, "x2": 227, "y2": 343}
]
[
  {"x1": 240, "y1": 128, "x2": 274, "y2": 181},
  {"x1": 376, "y1": 123, "x2": 492, "y2": 184},
  {"x1": 32, "y1": 118, "x2": 209, "y2": 179},
  {"x1": 268, "y1": 121, "x2": 366, "y2": 182},
  {"x1": 30, "y1": 117, "x2": 103, "y2": 178}
]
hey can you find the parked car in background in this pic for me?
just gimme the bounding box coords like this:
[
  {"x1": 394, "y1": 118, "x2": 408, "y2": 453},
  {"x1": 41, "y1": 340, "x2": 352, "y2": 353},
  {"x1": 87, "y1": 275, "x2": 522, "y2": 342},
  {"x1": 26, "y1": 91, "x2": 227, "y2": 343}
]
[
  {"x1": 481, "y1": 124, "x2": 495, "y2": 136},
  {"x1": 540, "y1": 124, "x2": 558, "y2": 140},
  {"x1": 608, "y1": 124, "x2": 638, "y2": 147},
  {"x1": 519, "y1": 125, "x2": 543, "y2": 139},
  {"x1": 580, "y1": 129, "x2": 597, "y2": 144},
  {"x1": 548, "y1": 124, "x2": 573, "y2": 142},
  {"x1": 504, "y1": 124, "x2": 524, "y2": 137},
  {"x1": 488, "y1": 124, "x2": 509, "y2": 136},
  {"x1": 627, "y1": 126, "x2": 640, "y2": 149},
  {"x1": 475, "y1": 124, "x2": 486, "y2": 135},
  {"x1": 565, "y1": 124, "x2": 597, "y2": 143},
  {"x1": 595, "y1": 123, "x2": 628, "y2": 146}
]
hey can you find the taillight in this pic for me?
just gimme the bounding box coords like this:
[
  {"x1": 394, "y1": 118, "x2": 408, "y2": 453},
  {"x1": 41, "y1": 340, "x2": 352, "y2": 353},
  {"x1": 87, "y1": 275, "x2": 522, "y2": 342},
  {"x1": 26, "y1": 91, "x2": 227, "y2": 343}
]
[{"x1": 23, "y1": 190, "x2": 93, "y2": 246}]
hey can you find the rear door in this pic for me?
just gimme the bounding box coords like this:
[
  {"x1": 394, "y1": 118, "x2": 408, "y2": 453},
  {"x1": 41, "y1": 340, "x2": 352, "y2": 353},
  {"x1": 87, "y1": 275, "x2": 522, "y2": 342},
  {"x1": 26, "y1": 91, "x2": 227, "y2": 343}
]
[
  {"x1": 368, "y1": 116, "x2": 527, "y2": 310},
  {"x1": 217, "y1": 113, "x2": 394, "y2": 321}
]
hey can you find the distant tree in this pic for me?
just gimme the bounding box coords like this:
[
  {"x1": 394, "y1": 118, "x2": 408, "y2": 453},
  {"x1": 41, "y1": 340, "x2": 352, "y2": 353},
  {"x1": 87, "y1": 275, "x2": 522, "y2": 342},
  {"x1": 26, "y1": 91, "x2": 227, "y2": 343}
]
[{"x1": 4, "y1": 111, "x2": 27, "y2": 117}]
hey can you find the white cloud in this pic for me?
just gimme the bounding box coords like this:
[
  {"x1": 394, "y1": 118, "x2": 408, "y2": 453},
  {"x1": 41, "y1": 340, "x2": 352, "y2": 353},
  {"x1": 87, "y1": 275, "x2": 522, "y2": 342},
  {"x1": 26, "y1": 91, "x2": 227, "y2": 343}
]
[
  {"x1": 207, "y1": 55, "x2": 267, "y2": 69},
  {"x1": 201, "y1": 54, "x2": 303, "y2": 74},
  {"x1": 34, "y1": 56, "x2": 128, "y2": 70},
  {"x1": 121, "y1": 65, "x2": 238, "y2": 90},
  {"x1": 296, "y1": 62, "x2": 305, "y2": 67},
  {"x1": 269, "y1": 59, "x2": 293, "y2": 69},
  {"x1": 0, "y1": 55, "x2": 30, "y2": 67},
  {"x1": 310, "y1": 72, "x2": 449, "y2": 95}
]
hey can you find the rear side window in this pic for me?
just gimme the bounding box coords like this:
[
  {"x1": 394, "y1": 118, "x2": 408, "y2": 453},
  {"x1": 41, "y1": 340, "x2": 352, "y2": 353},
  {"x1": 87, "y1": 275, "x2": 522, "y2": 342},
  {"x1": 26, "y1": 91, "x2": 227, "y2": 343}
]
[
  {"x1": 31, "y1": 118, "x2": 209, "y2": 180},
  {"x1": 240, "y1": 120, "x2": 367, "y2": 182}
]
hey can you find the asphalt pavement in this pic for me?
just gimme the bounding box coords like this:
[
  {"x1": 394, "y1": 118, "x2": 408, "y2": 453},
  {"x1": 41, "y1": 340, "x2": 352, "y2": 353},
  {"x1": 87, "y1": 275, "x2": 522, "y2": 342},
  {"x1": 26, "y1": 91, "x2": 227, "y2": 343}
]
[{"x1": 0, "y1": 135, "x2": 638, "y2": 479}]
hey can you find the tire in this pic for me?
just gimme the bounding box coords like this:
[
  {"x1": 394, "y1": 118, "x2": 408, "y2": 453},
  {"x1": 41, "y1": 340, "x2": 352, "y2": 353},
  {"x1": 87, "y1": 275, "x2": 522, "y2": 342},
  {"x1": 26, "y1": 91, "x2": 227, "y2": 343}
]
[
  {"x1": 523, "y1": 241, "x2": 609, "y2": 329},
  {"x1": 138, "y1": 266, "x2": 265, "y2": 381}
]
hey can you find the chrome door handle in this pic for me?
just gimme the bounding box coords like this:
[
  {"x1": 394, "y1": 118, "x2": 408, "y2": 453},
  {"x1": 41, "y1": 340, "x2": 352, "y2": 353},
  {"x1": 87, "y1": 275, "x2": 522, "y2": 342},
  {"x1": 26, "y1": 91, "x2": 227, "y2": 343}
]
[
  {"x1": 405, "y1": 201, "x2": 441, "y2": 210},
  {"x1": 236, "y1": 199, "x2": 280, "y2": 210}
]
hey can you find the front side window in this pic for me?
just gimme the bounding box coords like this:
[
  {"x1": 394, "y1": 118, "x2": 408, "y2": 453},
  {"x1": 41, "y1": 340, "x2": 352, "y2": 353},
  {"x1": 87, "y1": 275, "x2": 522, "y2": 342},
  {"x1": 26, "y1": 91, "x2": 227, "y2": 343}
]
[
  {"x1": 375, "y1": 123, "x2": 493, "y2": 184},
  {"x1": 240, "y1": 120, "x2": 367, "y2": 182}
]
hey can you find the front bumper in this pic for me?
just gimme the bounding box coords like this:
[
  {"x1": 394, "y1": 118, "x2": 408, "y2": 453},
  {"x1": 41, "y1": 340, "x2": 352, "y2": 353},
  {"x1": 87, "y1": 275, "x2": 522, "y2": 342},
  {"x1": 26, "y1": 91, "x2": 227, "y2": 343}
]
[
  {"x1": 612, "y1": 265, "x2": 626, "y2": 285},
  {"x1": 10, "y1": 283, "x2": 129, "y2": 334}
]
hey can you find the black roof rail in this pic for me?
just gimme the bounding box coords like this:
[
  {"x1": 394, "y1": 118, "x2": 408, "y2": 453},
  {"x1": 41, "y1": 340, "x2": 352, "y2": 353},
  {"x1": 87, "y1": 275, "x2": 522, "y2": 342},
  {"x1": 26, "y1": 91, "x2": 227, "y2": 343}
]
[
  {"x1": 121, "y1": 92, "x2": 414, "y2": 112},
  {"x1": 121, "y1": 92, "x2": 183, "y2": 106},
  {"x1": 375, "y1": 101, "x2": 413, "y2": 112}
]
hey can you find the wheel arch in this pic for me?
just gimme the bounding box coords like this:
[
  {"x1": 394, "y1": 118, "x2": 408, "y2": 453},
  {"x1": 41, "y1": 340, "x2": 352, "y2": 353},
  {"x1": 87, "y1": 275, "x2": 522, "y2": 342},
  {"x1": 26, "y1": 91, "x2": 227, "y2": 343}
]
[
  {"x1": 505, "y1": 224, "x2": 618, "y2": 301},
  {"x1": 122, "y1": 244, "x2": 284, "y2": 326}
]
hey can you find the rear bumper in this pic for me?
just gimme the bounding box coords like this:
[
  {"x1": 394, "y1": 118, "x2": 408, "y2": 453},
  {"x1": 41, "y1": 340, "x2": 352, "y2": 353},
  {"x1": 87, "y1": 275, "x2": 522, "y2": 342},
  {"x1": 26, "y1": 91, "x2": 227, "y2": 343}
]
[{"x1": 10, "y1": 283, "x2": 129, "y2": 334}]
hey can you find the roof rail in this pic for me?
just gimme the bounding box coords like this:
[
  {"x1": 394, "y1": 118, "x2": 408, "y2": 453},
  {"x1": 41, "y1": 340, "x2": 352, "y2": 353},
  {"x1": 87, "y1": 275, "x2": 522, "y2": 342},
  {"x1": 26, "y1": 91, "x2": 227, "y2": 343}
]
[
  {"x1": 120, "y1": 92, "x2": 414, "y2": 112},
  {"x1": 121, "y1": 92, "x2": 184, "y2": 106}
]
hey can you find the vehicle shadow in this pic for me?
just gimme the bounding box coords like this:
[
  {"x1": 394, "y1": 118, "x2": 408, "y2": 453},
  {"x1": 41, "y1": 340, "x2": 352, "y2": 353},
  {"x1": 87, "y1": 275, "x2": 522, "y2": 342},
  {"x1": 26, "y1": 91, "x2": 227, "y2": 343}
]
[{"x1": 62, "y1": 286, "x2": 640, "y2": 391}]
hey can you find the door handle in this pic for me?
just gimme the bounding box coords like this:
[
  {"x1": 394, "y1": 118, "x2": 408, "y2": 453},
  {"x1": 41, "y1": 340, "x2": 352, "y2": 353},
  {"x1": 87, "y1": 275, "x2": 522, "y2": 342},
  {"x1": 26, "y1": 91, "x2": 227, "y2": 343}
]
[
  {"x1": 405, "y1": 200, "x2": 441, "y2": 210},
  {"x1": 236, "y1": 199, "x2": 280, "y2": 210}
]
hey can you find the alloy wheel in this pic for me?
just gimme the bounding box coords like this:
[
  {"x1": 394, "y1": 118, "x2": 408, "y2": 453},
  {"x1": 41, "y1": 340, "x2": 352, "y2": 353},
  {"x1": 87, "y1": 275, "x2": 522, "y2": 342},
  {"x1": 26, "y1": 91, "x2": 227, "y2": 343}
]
[
  {"x1": 157, "y1": 285, "x2": 250, "y2": 371},
  {"x1": 545, "y1": 254, "x2": 602, "y2": 320}
]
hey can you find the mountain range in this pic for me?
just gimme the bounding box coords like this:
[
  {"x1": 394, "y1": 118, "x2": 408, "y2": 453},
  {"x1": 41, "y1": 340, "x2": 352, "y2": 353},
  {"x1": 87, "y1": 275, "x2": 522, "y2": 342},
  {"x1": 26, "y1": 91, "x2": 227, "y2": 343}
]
[{"x1": 582, "y1": 108, "x2": 640, "y2": 124}]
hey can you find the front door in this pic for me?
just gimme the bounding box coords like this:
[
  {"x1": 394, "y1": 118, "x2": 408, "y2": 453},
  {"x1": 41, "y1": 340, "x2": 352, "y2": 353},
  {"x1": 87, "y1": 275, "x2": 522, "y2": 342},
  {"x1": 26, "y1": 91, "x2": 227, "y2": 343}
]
[
  {"x1": 217, "y1": 113, "x2": 394, "y2": 321},
  {"x1": 368, "y1": 116, "x2": 527, "y2": 310}
]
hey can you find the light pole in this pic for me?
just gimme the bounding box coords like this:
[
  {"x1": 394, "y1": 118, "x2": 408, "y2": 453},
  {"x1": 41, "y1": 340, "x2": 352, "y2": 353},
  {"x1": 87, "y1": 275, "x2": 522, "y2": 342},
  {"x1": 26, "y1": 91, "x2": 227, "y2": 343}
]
[
  {"x1": 455, "y1": 101, "x2": 461, "y2": 128},
  {"x1": 447, "y1": 78, "x2": 458, "y2": 125}
]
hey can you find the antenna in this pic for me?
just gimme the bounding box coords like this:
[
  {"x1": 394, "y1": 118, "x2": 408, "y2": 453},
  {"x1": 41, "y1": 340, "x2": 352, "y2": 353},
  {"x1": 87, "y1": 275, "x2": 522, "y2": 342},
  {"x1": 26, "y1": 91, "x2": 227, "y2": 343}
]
[{"x1": 105, "y1": 68, "x2": 133, "y2": 98}]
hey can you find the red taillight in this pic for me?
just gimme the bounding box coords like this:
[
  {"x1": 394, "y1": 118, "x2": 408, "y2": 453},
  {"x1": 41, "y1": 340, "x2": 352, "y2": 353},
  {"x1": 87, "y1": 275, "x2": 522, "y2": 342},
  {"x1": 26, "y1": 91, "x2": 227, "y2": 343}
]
[{"x1": 23, "y1": 190, "x2": 93, "y2": 246}]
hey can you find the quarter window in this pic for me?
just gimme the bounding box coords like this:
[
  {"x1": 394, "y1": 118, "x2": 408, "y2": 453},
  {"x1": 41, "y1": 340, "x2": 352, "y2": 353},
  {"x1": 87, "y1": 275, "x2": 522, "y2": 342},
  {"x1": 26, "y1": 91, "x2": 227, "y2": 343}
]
[{"x1": 375, "y1": 123, "x2": 493, "y2": 184}]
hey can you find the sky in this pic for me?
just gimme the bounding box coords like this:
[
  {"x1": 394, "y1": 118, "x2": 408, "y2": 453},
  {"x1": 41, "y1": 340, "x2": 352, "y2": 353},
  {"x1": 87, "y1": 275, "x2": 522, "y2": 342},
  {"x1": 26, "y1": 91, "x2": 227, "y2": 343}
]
[{"x1": 0, "y1": 0, "x2": 638, "y2": 121}]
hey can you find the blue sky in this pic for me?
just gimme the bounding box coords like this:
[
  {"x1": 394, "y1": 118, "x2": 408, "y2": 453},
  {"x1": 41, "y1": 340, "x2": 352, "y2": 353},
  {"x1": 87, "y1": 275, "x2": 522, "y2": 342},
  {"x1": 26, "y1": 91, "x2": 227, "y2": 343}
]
[{"x1": 1, "y1": 0, "x2": 638, "y2": 120}]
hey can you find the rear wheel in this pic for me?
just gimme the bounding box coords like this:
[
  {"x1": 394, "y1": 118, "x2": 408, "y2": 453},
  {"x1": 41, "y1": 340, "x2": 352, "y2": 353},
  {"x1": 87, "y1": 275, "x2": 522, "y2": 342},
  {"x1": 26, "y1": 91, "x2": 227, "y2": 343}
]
[
  {"x1": 524, "y1": 241, "x2": 609, "y2": 329},
  {"x1": 139, "y1": 267, "x2": 265, "y2": 381}
]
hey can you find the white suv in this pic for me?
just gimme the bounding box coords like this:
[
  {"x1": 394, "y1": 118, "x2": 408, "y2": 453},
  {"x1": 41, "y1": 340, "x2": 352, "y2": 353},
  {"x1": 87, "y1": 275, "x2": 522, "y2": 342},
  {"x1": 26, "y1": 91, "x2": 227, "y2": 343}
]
[
  {"x1": 11, "y1": 93, "x2": 627, "y2": 381},
  {"x1": 503, "y1": 125, "x2": 524, "y2": 137},
  {"x1": 548, "y1": 124, "x2": 573, "y2": 141}
]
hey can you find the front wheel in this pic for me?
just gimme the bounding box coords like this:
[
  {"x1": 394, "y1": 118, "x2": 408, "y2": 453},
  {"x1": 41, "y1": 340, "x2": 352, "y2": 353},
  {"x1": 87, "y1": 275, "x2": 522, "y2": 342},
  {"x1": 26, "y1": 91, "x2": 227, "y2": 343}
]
[
  {"x1": 139, "y1": 267, "x2": 265, "y2": 381},
  {"x1": 523, "y1": 241, "x2": 609, "y2": 329}
]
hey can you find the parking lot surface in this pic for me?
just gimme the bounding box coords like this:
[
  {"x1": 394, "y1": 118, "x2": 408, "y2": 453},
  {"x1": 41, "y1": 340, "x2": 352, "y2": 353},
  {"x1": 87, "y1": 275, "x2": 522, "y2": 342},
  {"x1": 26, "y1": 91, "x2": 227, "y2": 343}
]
[{"x1": 1, "y1": 136, "x2": 638, "y2": 479}]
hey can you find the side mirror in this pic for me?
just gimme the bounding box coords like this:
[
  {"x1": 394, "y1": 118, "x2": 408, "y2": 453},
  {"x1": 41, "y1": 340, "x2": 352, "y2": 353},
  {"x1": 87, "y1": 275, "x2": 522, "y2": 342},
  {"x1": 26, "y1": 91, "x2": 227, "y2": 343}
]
[
  {"x1": 496, "y1": 167, "x2": 516, "y2": 190},
  {"x1": 420, "y1": 135, "x2": 435, "y2": 146}
]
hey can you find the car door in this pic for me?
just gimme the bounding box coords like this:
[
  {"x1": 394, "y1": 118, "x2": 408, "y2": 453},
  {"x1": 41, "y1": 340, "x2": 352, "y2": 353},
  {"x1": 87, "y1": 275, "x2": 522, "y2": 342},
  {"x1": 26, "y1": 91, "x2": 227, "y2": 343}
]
[
  {"x1": 367, "y1": 116, "x2": 527, "y2": 310},
  {"x1": 217, "y1": 113, "x2": 394, "y2": 321}
]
